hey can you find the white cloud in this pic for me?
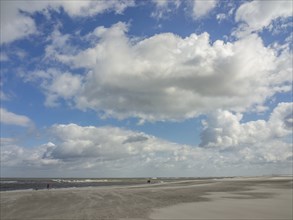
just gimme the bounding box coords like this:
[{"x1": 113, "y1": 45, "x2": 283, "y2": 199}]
[
  {"x1": 192, "y1": 0, "x2": 218, "y2": 19},
  {"x1": 268, "y1": 102, "x2": 293, "y2": 138},
  {"x1": 200, "y1": 102, "x2": 293, "y2": 151},
  {"x1": 1, "y1": 106, "x2": 292, "y2": 177},
  {"x1": 44, "y1": 71, "x2": 83, "y2": 107},
  {"x1": 25, "y1": 68, "x2": 82, "y2": 107},
  {"x1": 234, "y1": 0, "x2": 293, "y2": 37},
  {"x1": 0, "y1": 108, "x2": 32, "y2": 127},
  {"x1": 216, "y1": 13, "x2": 227, "y2": 23},
  {"x1": 43, "y1": 27, "x2": 77, "y2": 63},
  {"x1": 47, "y1": 123, "x2": 177, "y2": 161},
  {"x1": 46, "y1": 22, "x2": 292, "y2": 121},
  {"x1": 1, "y1": 123, "x2": 193, "y2": 176},
  {"x1": 1, "y1": 142, "x2": 60, "y2": 168},
  {"x1": 1, "y1": 144, "x2": 26, "y2": 167},
  {"x1": 151, "y1": 0, "x2": 181, "y2": 19},
  {"x1": 0, "y1": 1, "x2": 36, "y2": 44},
  {"x1": 152, "y1": 0, "x2": 169, "y2": 7},
  {"x1": 198, "y1": 102, "x2": 293, "y2": 166},
  {"x1": 52, "y1": 0, "x2": 135, "y2": 17},
  {"x1": 0, "y1": 0, "x2": 135, "y2": 44}
]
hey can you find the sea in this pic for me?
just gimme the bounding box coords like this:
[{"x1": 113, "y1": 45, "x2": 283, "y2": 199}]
[{"x1": 0, "y1": 178, "x2": 161, "y2": 191}]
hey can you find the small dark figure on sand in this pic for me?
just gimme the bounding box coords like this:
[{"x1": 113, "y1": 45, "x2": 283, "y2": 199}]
[
  {"x1": 147, "y1": 179, "x2": 151, "y2": 184},
  {"x1": 47, "y1": 184, "x2": 50, "y2": 190}
]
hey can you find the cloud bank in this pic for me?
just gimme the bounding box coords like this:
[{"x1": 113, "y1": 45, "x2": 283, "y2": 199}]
[{"x1": 2, "y1": 103, "x2": 292, "y2": 177}]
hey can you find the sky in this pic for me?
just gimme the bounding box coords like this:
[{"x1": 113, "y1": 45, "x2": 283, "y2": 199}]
[{"x1": 0, "y1": 0, "x2": 292, "y2": 178}]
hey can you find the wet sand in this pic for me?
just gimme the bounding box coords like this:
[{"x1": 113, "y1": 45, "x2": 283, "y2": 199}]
[{"x1": 1, "y1": 176, "x2": 292, "y2": 219}]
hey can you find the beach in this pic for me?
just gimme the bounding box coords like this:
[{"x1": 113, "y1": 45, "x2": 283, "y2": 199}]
[{"x1": 1, "y1": 176, "x2": 292, "y2": 220}]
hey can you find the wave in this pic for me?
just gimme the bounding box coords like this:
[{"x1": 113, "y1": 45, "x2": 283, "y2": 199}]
[
  {"x1": 0, "y1": 181, "x2": 18, "y2": 184},
  {"x1": 51, "y1": 179, "x2": 109, "y2": 183}
]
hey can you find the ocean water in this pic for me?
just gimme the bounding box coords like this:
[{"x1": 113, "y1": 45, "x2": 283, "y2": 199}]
[{"x1": 0, "y1": 178, "x2": 157, "y2": 191}]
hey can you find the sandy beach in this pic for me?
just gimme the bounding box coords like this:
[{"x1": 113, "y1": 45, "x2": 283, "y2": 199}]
[{"x1": 1, "y1": 176, "x2": 292, "y2": 220}]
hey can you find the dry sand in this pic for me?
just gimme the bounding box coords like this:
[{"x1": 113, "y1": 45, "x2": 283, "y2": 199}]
[{"x1": 1, "y1": 176, "x2": 292, "y2": 220}]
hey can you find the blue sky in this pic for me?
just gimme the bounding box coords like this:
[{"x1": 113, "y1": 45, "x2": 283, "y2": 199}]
[{"x1": 1, "y1": 0, "x2": 292, "y2": 178}]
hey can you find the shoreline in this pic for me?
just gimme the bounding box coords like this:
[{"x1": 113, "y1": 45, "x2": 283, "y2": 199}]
[{"x1": 2, "y1": 175, "x2": 291, "y2": 192}]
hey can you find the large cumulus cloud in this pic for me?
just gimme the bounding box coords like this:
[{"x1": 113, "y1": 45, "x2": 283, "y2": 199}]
[{"x1": 46, "y1": 22, "x2": 292, "y2": 121}]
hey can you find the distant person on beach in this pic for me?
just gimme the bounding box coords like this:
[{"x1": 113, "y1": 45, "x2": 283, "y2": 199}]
[
  {"x1": 147, "y1": 179, "x2": 151, "y2": 184},
  {"x1": 47, "y1": 184, "x2": 50, "y2": 190}
]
